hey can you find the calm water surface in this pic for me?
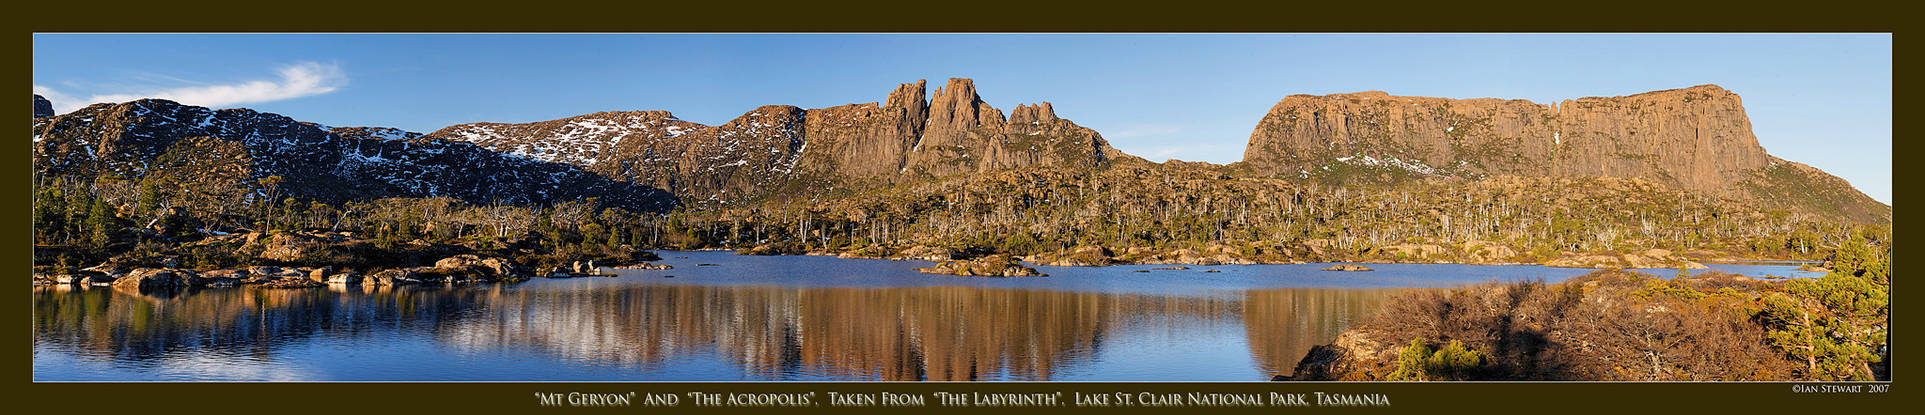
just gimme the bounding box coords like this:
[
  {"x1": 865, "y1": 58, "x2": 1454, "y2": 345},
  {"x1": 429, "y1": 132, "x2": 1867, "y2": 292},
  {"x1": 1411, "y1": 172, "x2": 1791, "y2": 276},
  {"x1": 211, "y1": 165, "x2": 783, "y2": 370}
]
[{"x1": 32, "y1": 251, "x2": 1816, "y2": 381}]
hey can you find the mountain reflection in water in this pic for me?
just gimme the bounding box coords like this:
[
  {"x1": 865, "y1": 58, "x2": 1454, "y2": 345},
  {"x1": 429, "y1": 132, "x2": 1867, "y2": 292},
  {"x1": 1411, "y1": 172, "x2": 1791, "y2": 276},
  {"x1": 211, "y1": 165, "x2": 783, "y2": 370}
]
[{"x1": 32, "y1": 281, "x2": 1410, "y2": 381}]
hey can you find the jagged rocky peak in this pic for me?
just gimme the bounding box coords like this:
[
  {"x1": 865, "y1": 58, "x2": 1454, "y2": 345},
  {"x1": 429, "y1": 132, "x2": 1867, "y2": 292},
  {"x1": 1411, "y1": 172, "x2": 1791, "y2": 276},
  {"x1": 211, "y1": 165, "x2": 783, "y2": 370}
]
[
  {"x1": 928, "y1": 78, "x2": 1006, "y2": 130},
  {"x1": 885, "y1": 79, "x2": 929, "y2": 111},
  {"x1": 34, "y1": 94, "x2": 55, "y2": 118},
  {"x1": 901, "y1": 78, "x2": 1124, "y2": 177},
  {"x1": 1010, "y1": 102, "x2": 1058, "y2": 124}
]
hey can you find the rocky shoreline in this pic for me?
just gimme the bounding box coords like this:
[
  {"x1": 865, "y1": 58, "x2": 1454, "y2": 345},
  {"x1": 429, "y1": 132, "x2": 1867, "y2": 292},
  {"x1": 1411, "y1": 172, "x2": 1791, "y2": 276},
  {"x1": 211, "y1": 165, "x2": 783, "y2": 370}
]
[
  {"x1": 31, "y1": 229, "x2": 671, "y2": 290},
  {"x1": 33, "y1": 228, "x2": 1793, "y2": 289},
  {"x1": 742, "y1": 240, "x2": 1760, "y2": 269}
]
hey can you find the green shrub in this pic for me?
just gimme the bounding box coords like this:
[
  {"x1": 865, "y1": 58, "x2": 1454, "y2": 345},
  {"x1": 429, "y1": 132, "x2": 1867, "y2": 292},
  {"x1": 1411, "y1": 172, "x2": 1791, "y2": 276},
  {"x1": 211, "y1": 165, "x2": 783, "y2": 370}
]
[{"x1": 1388, "y1": 339, "x2": 1488, "y2": 381}]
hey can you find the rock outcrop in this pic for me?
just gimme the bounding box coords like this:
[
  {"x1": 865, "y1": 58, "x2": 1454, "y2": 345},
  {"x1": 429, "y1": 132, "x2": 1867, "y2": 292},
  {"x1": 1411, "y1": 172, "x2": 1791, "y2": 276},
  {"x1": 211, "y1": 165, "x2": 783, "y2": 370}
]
[
  {"x1": 34, "y1": 94, "x2": 54, "y2": 118},
  {"x1": 434, "y1": 254, "x2": 528, "y2": 279}
]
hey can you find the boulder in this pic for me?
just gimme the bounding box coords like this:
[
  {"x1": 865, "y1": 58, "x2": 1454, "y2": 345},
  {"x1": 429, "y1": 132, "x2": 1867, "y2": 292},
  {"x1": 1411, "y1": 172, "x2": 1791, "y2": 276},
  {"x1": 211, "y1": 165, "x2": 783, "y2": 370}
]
[
  {"x1": 308, "y1": 266, "x2": 335, "y2": 282},
  {"x1": 111, "y1": 268, "x2": 197, "y2": 289},
  {"x1": 616, "y1": 262, "x2": 673, "y2": 270},
  {"x1": 367, "y1": 268, "x2": 426, "y2": 286},
  {"x1": 258, "y1": 278, "x2": 324, "y2": 289},
  {"x1": 326, "y1": 272, "x2": 361, "y2": 285},
  {"x1": 254, "y1": 232, "x2": 334, "y2": 262},
  {"x1": 81, "y1": 264, "x2": 128, "y2": 277}
]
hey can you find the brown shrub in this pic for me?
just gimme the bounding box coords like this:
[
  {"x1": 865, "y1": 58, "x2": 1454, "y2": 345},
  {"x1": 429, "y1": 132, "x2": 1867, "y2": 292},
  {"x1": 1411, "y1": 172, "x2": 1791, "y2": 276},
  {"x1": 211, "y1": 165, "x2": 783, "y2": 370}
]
[{"x1": 1342, "y1": 270, "x2": 1796, "y2": 380}]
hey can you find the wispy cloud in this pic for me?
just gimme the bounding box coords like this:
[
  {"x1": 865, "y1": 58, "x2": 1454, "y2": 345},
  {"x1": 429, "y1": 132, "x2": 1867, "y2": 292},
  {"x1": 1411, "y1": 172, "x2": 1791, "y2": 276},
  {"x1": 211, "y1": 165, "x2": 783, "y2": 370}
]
[{"x1": 34, "y1": 62, "x2": 346, "y2": 114}]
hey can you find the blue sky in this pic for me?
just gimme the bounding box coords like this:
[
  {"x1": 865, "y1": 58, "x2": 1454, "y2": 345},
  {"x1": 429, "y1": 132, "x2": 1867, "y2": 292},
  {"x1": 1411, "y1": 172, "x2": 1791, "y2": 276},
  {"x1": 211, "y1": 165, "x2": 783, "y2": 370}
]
[{"x1": 32, "y1": 34, "x2": 1891, "y2": 203}]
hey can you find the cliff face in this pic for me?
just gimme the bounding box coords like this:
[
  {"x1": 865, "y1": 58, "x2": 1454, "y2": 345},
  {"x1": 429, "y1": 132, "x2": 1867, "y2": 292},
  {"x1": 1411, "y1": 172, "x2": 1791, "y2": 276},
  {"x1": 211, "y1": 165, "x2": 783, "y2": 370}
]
[
  {"x1": 1243, "y1": 85, "x2": 1768, "y2": 193},
  {"x1": 32, "y1": 99, "x2": 676, "y2": 212},
  {"x1": 427, "y1": 78, "x2": 1126, "y2": 205},
  {"x1": 1241, "y1": 85, "x2": 1885, "y2": 222}
]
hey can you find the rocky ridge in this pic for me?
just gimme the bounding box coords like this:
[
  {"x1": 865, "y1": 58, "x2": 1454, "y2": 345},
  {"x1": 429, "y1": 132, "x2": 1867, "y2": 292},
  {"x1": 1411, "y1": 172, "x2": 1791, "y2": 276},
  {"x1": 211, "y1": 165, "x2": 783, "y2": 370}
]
[
  {"x1": 31, "y1": 99, "x2": 676, "y2": 212},
  {"x1": 423, "y1": 78, "x2": 1131, "y2": 205}
]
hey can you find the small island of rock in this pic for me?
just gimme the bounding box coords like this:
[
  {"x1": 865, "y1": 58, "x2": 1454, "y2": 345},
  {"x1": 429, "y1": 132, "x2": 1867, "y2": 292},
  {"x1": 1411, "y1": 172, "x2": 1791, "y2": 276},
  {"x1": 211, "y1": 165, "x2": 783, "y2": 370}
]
[{"x1": 916, "y1": 255, "x2": 1046, "y2": 277}]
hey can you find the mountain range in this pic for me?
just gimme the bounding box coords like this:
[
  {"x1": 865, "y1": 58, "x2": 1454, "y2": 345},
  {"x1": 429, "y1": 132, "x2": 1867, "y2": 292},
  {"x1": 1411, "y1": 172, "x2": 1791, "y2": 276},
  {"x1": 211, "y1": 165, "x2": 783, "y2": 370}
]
[{"x1": 30, "y1": 79, "x2": 1890, "y2": 223}]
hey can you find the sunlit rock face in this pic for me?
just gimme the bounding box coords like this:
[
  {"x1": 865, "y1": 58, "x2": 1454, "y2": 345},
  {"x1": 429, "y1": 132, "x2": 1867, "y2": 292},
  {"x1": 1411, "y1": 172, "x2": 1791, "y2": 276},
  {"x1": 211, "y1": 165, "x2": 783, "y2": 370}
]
[
  {"x1": 423, "y1": 78, "x2": 1129, "y2": 206},
  {"x1": 1243, "y1": 85, "x2": 1767, "y2": 193}
]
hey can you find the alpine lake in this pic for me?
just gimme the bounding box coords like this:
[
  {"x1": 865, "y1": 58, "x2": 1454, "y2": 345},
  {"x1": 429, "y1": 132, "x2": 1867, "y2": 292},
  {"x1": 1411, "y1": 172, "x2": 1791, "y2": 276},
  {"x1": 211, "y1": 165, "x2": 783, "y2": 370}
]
[{"x1": 32, "y1": 251, "x2": 1819, "y2": 381}]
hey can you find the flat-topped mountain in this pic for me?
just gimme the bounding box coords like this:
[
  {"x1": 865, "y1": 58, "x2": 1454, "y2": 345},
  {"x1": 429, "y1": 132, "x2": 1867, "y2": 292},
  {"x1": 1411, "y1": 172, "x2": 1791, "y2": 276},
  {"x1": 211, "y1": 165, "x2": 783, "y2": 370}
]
[
  {"x1": 425, "y1": 78, "x2": 1131, "y2": 204},
  {"x1": 1241, "y1": 85, "x2": 1887, "y2": 222},
  {"x1": 32, "y1": 99, "x2": 676, "y2": 212}
]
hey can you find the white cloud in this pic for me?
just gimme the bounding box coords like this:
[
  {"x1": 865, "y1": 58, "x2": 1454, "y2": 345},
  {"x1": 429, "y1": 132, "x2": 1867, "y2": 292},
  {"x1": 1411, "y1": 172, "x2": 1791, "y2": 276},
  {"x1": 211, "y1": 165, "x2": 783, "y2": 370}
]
[
  {"x1": 34, "y1": 62, "x2": 346, "y2": 114},
  {"x1": 31, "y1": 85, "x2": 82, "y2": 114}
]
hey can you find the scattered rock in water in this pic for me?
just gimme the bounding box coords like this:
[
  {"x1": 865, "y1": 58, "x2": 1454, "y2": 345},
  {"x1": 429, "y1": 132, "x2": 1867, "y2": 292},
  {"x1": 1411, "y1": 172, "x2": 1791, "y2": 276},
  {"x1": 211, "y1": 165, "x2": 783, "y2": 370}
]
[
  {"x1": 616, "y1": 262, "x2": 673, "y2": 270},
  {"x1": 436, "y1": 254, "x2": 529, "y2": 279},
  {"x1": 697, "y1": 263, "x2": 721, "y2": 267},
  {"x1": 308, "y1": 267, "x2": 334, "y2": 282},
  {"x1": 1132, "y1": 269, "x2": 1151, "y2": 273},
  {"x1": 259, "y1": 278, "x2": 325, "y2": 289},
  {"x1": 367, "y1": 268, "x2": 427, "y2": 286},
  {"x1": 916, "y1": 255, "x2": 1046, "y2": 277},
  {"x1": 1153, "y1": 266, "x2": 1190, "y2": 270},
  {"x1": 1322, "y1": 264, "x2": 1373, "y2": 272},
  {"x1": 1203, "y1": 269, "x2": 1222, "y2": 273},
  {"x1": 664, "y1": 275, "x2": 676, "y2": 278},
  {"x1": 112, "y1": 268, "x2": 199, "y2": 289}
]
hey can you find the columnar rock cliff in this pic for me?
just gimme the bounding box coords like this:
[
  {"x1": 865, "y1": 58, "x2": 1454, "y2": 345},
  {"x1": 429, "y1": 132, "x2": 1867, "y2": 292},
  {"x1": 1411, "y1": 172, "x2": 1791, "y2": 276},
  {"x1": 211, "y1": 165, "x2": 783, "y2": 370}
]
[
  {"x1": 1243, "y1": 85, "x2": 1764, "y2": 192},
  {"x1": 31, "y1": 99, "x2": 676, "y2": 212},
  {"x1": 426, "y1": 78, "x2": 1128, "y2": 204},
  {"x1": 1241, "y1": 85, "x2": 1886, "y2": 222}
]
